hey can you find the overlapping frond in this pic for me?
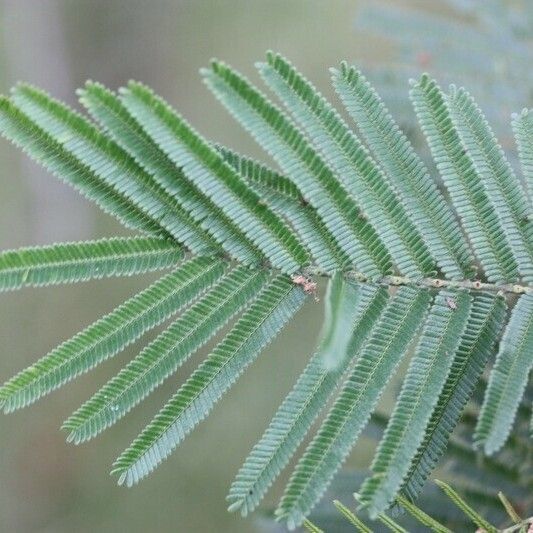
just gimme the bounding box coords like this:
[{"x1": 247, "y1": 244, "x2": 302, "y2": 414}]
[
  {"x1": 318, "y1": 273, "x2": 362, "y2": 370},
  {"x1": 331, "y1": 64, "x2": 472, "y2": 280},
  {"x1": 512, "y1": 108, "x2": 533, "y2": 200},
  {"x1": 202, "y1": 60, "x2": 392, "y2": 278},
  {"x1": 0, "y1": 237, "x2": 183, "y2": 291},
  {"x1": 322, "y1": 479, "x2": 516, "y2": 533},
  {"x1": 367, "y1": 409, "x2": 527, "y2": 505},
  {"x1": 111, "y1": 276, "x2": 306, "y2": 486},
  {"x1": 118, "y1": 81, "x2": 308, "y2": 273},
  {"x1": 227, "y1": 283, "x2": 388, "y2": 516},
  {"x1": 259, "y1": 52, "x2": 434, "y2": 278},
  {"x1": 63, "y1": 266, "x2": 267, "y2": 443},
  {"x1": 276, "y1": 287, "x2": 432, "y2": 529},
  {"x1": 0, "y1": 52, "x2": 530, "y2": 530},
  {"x1": 78, "y1": 82, "x2": 264, "y2": 266},
  {"x1": 399, "y1": 293, "x2": 507, "y2": 504},
  {"x1": 10, "y1": 84, "x2": 218, "y2": 254},
  {"x1": 448, "y1": 86, "x2": 532, "y2": 282},
  {"x1": 219, "y1": 146, "x2": 348, "y2": 272},
  {"x1": 0, "y1": 97, "x2": 170, "y2": 237},
  {"x1": 410, "y1": 75, "x2": 518, "y2": 283},
  {"x1": 0, "y1": 256, "x2": 225, "y2": 412},
  {"x1": 475, "y1": 294, "x2": 533, "y2": 455},
  {"x1": 358, "y1": 290, "x2": 472, "y2": 517}
]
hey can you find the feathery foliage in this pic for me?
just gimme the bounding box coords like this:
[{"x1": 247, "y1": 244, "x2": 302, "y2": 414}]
[
  {"x1": 0, "y1": 51, "x2": 530, "y2": 529},
  {"x1": 513, "y1": 108, "x2": 533, "y2": 202},
  {"x1": 111, "y1": 276, "x2": 306, "y2": 486},
  {"x1": 331, "y1": 63, "x2": 472, "y2": 280},
  {"x1": 475, "y1": 294, "x2": 533, "y2": 455},
  {"x1": 358, "y1": 290, "x2": 472, "y2": 517},
  {"x1": 78, "y1": 82, "x2": 266, "y2": 265},
  {"x1": 0, "y1": 256, "x2": 224, "y2": 413},
  {"x1": 220, "y1": 146, "x2": 349, "y2": 273},
  {"x1": 227, "y1": 283, "x2": 388, "y2": 516},
  {"x1": 276, "y1": 287, "x2": 432, "y2": 528},
  {"x1": 399, "y1": 293, "x2": 507, "y2": 505},
  {"x1": 0, "y1": 237, "x2": 183, "y2": 291},
  {"x1": 410, "y1": 75, "x2": 519, "y2": 283},
  {"x1": 303, "y1": 479, "x2": 532, "y2": 532},
  {"x1": 63, "y1": 266, "x2": 268, "y2": 444},
  {"x1": 203, "y1": 59, "x2": 392, "y2": 278}
]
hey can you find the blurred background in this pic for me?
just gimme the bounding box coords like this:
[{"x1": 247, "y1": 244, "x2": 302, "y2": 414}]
[{"x1": 0, "y1": 1, "x2": 530, "y2": 531}]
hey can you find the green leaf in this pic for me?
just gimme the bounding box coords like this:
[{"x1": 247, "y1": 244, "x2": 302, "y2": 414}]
[
  {"x1": 276, "y1": 286, "x2": 432, "y2": 529},
  {"x1": 331, "y1": 64, "x2": 473, "y2": 280},
  {"x1": 202, "y1": 59, "x2": 392, "y2": 278},
  {"x1": 118, "y1": 81, "x2": 308, "y2": 273},
  {"x1": 399, "y1": 293, "x2": 507, "y2": 504},
  {"x1": 512, "y1": 108, "x2": 533, "y2": 201},
  {"x1": 319, "y1": 273, "x2": 362, "y2": 370},
  {"x1": 353, "y1": 494, "x2": 408, "y2": 533},
  {"x1": 434, "y1": 480, "x2": 498, "y2": 533},
  {"x1": 112, "y1": 275, "x2": 306, "y2": 486},
  {"x1": 0, "y1": 256, "x2": 225, "y2": 413},
  {"x1": 0, "y1": 237, "x2": 183, "y2": 291},
  {"x1": 410, "y1": 75, "x2": 518, "y2": 283},
  {"x1": 475, "y1": 293, "x2": 533, "y2": 455},
  {"x1": 219, "y1": 145, "x2": 348, "y2": 272},
  {"x1": 227, "y1": 284, "x2": 388, "y2": 516},
  {"x1": 333, "y1": 500, "x2": 372, "y2": 532},
  {"x1": 302, "y1": 518, "x2": 324, "y2": 533},
  {"x1": 260, "y1": 52, "x2": 434, "y2": 278},
  {"x1": 395, "y1": 494, "x2": 452, "y2": 533},
  {"x1": 63, "y1": 266, "x2": 267, "y2": 443},
  {"x1": 368, "y1": 411, "x2": 524, "y2": 496},
  {"x1": 358, "y1": 290, "x2": 472, "y2": 517},
  {"x1": 448, "y1": 86, "x2": 532, "y2": 283},
  {"x1": 0, "y1": 97, "x2": 168, "y2": 237},
  {"x1": 10, "y1": 84, "x2": 217, "y2": 254},
  {"x1": 78, "y1": 82, "x2": 263, "y2": 265}
]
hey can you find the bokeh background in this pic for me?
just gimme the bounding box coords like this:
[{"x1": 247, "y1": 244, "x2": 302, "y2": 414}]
[{"x1": 0, "y1": 1, "x2": 530, "y2": 531}]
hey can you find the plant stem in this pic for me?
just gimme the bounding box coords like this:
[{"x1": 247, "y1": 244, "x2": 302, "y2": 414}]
[{"x1": 305, "y1": 268, "x2": 532, "y2": 295}]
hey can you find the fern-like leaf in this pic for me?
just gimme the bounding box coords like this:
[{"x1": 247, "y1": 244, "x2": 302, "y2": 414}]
[
  {"x1": 118, "y1": 81, "x2": 308, "y2": 273},
  {"x1": 358, "y1": 290, "x2": 472, "y2": 517},
  {"x1": 260, "y1": 52, "x2": 434, "y2": 278},
  {"x1": 78, "y1": 82, "x2": 263, "y2": 265},
  {"x1": 202, "y1": 60, "x2": 392, "y2": 278},
  {"x1": 63, "y1": 265, "x2": 267, "y2": 443},
  {"x1": 333, "y1": 500, "x2": 372, "y2": 532},
  {"x1": 219, "y1": 146, "x2": 348, "y2": 272},
  {"x1": 512, "y1": 108, "x2": 533, "y2": 201},
  {"x1": 399, "y1": 293, "x2": 507, "y2": 504},
  {"x1": 434, "y1": 480, "x2": 498, "y2": 533},
  {"x1": 448, "y1": 85, "x2": 532, "y2": 282},
  {"x1": 0, "y1": 55, "x2": 531, "y2": 528},
  {"x1": 475, "y1": 293, "x2": 533, "y2": 454},
  {"x1": 0, "y1": 237, "x2": 183, "y2": 291},
  {"x1": 0, "y1": 256, "x2": 225, "y2": 412},
  {"x1": 395, "y1": 494, "x2": 452, "y2": 533},
  {"x1": 276, "y1": 286, "x2": 432, "y2": 529},
  {"x1": 227, "y1": 283, "x2": 388, "y2": 516},
  {"x1": 0, "y1": 97, "x2": 169, "y2": 237},
  {"x1": 410, "y1": 75, "x2": 518, "y2": 283},
  {"x1": 10, "y1": 84, "x2": 218, "y2": 254},
  {"x1": 111, "y1": 275, "x2": 306, "y2": 486},
  {"x1": 331, "y1": 64, "x2": 473, "y2": 280}
]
